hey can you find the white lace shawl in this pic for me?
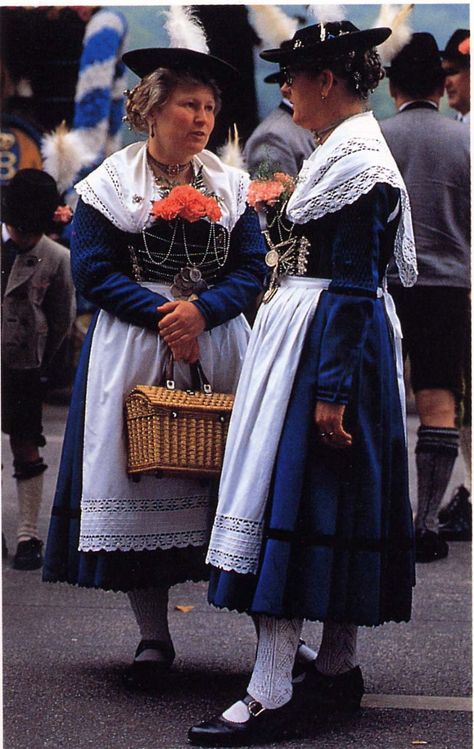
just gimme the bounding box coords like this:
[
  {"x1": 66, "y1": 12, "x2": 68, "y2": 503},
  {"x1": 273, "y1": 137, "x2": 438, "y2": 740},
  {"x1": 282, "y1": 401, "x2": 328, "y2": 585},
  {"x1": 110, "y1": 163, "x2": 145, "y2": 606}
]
[
  {"x1": 286, "y1": 111, "x2": 418, "y2": 287},
  {"x1": 75, "y1": 141, "x2": 250, "y2": 233}
]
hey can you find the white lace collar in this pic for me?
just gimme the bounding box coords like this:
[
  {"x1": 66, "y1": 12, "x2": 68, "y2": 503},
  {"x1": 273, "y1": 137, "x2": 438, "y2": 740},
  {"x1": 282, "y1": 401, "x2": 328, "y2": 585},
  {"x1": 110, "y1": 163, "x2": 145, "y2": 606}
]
[
  {"x1": 286, "y1": 111, "x2": 418, "y2": 287},
  {"x1": 75, "y1": 142, "x2": 249, "y2": 234}
]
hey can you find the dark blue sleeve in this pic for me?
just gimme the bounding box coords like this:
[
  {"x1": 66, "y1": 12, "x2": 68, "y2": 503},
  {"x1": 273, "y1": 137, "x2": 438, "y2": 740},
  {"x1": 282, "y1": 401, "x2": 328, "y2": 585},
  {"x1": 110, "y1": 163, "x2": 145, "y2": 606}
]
[
  {"x1": 315, "y1": 184, "x2": 399, "y2": 404},
  {"x1": 71, "y1": 199, "x2": 168, "y2": 331},
  {"x1": 192, "y1": 206, "x2": 267, "y2": 329}
]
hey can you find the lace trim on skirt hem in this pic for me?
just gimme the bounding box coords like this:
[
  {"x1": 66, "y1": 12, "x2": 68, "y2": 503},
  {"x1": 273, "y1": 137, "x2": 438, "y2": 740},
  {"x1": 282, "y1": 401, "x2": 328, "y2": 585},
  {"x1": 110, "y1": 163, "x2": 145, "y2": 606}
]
[
  {"x1": 206, "y1": 513, "x2": 263, "y2": 574},
  {"x1": 79, "y1": 529, "x2": 210, "y2": 552}
]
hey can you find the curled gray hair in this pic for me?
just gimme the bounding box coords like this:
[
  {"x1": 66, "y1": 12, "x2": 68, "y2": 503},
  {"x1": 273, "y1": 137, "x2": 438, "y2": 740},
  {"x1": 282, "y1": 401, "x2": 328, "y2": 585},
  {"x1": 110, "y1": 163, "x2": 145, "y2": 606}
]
[{"x1": 124, "y1": 68, "x2": 222, "y2": 133}]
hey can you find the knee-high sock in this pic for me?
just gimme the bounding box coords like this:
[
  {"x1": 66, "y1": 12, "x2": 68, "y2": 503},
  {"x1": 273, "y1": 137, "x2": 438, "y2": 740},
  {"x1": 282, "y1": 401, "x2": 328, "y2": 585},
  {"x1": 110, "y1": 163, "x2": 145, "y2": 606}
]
[
  {"x1": 127, "y1": 588, "x2": 171, "y2": 646},
  {"x1": 314, "y1": 621, "x2": 358, "y2": 676},
  {"x1": 16, "y1": 473, "x2": 44, "y2": 542},
  {"x1": 415, "y1": 426, "x2": 460, "y2": 532},
  {"x1": 460, "y1": 426, "x2": 471, "y2": 492},
  {"x1": 247, "y1": 615, "x2": 303, "y2": 710},
  {"x1": 251, "y1": 614, "x2": 317, "y2": 666}
]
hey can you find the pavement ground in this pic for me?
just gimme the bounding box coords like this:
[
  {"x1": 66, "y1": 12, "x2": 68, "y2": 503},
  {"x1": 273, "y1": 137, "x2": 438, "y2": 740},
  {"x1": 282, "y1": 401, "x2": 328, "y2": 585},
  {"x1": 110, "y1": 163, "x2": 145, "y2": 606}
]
[{"x1": 2, "y1": 404, "x2": 472, "y2": 749}]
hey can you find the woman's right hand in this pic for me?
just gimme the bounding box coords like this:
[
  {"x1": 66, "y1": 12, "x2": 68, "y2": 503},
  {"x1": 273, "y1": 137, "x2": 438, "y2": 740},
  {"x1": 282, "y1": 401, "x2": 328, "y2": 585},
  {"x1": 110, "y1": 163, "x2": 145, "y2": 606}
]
[{"x1": 169, "y1": 337, "x2": 200, "y2": 363}]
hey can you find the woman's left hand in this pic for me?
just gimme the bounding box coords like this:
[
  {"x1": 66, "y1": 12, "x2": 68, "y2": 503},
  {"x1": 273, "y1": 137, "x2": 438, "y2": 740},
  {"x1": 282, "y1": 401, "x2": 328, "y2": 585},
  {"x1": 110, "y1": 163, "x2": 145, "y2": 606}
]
[
  {"x1": 314, "y1": 400, "x2": 352, "y2": 449},
  {"x1": 158, "y1": 300, "x2": 206, "y2": 344}
]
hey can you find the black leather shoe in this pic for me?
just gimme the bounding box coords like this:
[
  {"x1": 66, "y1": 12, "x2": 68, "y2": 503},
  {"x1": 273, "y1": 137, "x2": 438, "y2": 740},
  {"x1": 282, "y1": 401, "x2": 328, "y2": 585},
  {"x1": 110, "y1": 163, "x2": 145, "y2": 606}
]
[
  {"x1": 415, "y1": 529, "x2": 449, "y2": 563},
  {"x1": 2, "y1": 533, "x2": 8, "y2": 560},
  {"x1": 123, "y1": 639, "x2": 175, "y2": 690},
  {"x1": 12, "y1": 538, "x2": 43, "y2": 570},
  {"x1": 305, "y1": 665, "x2": 364, "y2": 711},
  {"x1": 438, "y1": 486, "x2": 471, "y2": 541},
  {"x1": 188, "y1": 695, "x2": 291, "y2": 747}
]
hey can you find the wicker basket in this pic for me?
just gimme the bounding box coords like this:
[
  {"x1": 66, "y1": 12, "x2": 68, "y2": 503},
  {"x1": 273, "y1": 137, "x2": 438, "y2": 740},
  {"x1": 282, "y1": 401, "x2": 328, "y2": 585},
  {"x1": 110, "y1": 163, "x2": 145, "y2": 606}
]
[{"x1": 125, "y1": 383, "x2": 234, "y2": 478}]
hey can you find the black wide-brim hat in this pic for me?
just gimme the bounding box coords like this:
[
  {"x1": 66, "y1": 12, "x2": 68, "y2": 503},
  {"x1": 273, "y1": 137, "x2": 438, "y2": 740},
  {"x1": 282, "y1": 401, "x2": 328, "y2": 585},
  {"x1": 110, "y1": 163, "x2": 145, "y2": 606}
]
[
  {"x1": 264, "y1": 71, "x2": 283, "y2": 84},
  {"x1": 441, "y1": 29, "x2": 470, "y2": 64},
  {"x1": 1, "y1": 168, "x2": 61, "y2": 234},
  {"x1": 122, "y1": 48, "x2": 239, "y2": 88},
  {"x1": 264, "y1": 40, "x2": 291, "y2": 84},
  {"x1": 385, "y1": 33, "x2": 445, "y2": 78},
  {"x1": 260, "y1": 21, "x2": 391, "y2": 65}
]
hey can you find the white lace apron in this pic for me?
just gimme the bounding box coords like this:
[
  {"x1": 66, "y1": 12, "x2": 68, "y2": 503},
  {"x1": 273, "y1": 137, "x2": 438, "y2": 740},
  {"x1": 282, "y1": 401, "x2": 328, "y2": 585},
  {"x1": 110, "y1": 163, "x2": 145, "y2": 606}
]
[
  {"x1": 206, "y1": 282, "x2": 406, "y2": 575},
  {"x1": 79, "y1": 282, "x2": 250, "y2": 552}
]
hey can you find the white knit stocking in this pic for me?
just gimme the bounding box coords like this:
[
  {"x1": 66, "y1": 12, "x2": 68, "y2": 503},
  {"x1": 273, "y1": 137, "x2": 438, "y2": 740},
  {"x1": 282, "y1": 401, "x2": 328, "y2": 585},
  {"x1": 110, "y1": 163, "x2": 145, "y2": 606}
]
[
  {"x1": 16, "y1": 474, "x2": 43, "y2": 541},
  {"x1": 127, "y1": 588, "x2": 171, "y2": 648},
  {"x1": 314, "y1": 621, "x2": 358, "y2": 676},
  {"x1": 247, "y1": 615, "x2": 303, "y2": 710}
]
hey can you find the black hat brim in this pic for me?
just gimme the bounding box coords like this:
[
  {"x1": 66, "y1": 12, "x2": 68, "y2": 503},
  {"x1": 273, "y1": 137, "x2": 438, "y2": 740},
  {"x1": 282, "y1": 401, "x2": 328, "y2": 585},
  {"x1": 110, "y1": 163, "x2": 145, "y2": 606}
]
[
  {"x1": 264, "y1": 71, "x2": 283, "y2": 84},
  {"x1": 261, "y1": 27, "x2": 391, "y2": 64},
  {"x1": 122, "y1": 48, "x2": 239, "y2": 88}
]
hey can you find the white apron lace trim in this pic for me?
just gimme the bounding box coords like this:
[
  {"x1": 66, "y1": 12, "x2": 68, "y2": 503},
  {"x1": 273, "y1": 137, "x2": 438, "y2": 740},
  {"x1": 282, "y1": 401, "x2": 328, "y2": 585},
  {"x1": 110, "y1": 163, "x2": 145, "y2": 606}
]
[
  {"x1": 75, "y1": 141, "x2": 249, "y2": 233},
  {"x1": 286, "y1": 111, "x2": 417, "y2": 288}
]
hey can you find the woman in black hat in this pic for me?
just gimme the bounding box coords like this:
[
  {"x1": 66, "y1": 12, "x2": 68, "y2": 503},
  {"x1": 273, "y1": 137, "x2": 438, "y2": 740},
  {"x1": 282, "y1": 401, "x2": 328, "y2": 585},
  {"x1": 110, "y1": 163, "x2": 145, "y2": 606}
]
[
  {"x1": 190, "y1": 19, "x2": 417, "y2": 746},
  {"x1": 42, "y1": 8, "x2": 266, "y2": 687}
]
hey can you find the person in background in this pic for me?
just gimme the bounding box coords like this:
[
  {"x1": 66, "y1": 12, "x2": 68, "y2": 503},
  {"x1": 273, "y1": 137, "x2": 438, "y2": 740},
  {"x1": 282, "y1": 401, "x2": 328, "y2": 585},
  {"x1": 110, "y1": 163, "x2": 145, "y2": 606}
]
[
  {"x1": 243, "y1": 4, "x2": 316, "y2": 178},
  {"x1": 243, "y1": 53, "x2": 315, "y2": 178},
  {"x1": 437, "y1": 29, "x2": 471, "y2": 542},
  {"x1": 441, "y1": 29, "x2": 470, "y2": 123},
  {"x1": 380, "y1": 33, "x2": 470, "y2": 562},
  {"x1": 1, "y1": 169, "x2": 75, "y2": 570}
]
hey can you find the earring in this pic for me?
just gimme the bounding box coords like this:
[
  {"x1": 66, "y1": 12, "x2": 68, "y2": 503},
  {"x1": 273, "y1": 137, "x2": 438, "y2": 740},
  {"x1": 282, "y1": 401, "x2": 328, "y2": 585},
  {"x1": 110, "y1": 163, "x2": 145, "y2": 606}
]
[
  {"x1": 321, "y1": 94, "x2": 327, "y2": 101},
  {"x1": 150, "y1": 122, "x2": 155, "y2": 138}
]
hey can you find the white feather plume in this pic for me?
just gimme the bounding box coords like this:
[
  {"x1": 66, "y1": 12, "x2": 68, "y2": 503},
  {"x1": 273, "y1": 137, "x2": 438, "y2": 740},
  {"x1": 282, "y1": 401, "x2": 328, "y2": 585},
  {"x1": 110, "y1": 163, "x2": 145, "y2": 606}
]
[
  {"x1": 374, "y1": 4, "x2": 414, "y2": 64},
  {"x1": 218, "y1": 125, "x2": 245, "y2": 170},
  {"x1": 162, "y1": 6, "x2": 209, "y2": 53},
  {"x1": 307, "y1": 5, "x2": 346, "y2": 24},
  {"x1": 41, "y1": 122, "x2": 96, "y2": 194},
  {"x1": 247, "y1": 5, "x2": 298, "y2": 48}
]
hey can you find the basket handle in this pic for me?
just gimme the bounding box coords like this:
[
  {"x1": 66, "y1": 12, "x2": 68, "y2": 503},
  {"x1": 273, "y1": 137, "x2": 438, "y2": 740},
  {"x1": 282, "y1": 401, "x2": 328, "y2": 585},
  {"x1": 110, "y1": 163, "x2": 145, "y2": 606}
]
[{"x1": 163, "y1": 348, "x2": 212, "y2": 395}]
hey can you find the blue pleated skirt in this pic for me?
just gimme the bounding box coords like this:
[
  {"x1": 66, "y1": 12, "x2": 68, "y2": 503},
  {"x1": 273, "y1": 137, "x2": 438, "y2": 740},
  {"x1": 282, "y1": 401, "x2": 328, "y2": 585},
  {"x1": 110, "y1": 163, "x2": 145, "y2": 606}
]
[{"x1": 209, "y1": 292, "x2": 415, "y2": 626}]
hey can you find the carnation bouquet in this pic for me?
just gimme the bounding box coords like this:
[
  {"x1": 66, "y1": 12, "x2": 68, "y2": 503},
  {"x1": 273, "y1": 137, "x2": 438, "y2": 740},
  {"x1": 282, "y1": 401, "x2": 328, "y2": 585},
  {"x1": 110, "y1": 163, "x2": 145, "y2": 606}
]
[
  {"x1": 150, "y1": 167, "x2": 222, "y2": 224},
  {"x1": 247, "y1": 164, "x2": 296, "y2": 213},
  {"x1": 151, "y1": 184, "x2": 222, "y2": 224},
  {"x1": 247, "y1": 162, "x2": 309, "y2": 304}
]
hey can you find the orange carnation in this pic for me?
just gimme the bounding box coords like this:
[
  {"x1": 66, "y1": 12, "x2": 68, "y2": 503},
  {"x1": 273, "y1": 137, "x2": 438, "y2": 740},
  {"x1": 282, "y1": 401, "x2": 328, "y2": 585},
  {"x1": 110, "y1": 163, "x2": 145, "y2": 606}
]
[
  {"x1": 247, "y1": 180, "x2": 284, "y2": 209},
  {"x1": 151, "y1": 185, "x2": 222, "y2": 223}
]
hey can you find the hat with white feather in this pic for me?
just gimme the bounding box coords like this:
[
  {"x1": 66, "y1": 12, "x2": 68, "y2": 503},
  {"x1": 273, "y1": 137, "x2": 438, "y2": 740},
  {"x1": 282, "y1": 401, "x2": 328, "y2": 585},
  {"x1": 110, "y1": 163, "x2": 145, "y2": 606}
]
[{"x1": 122, "y1": 6, "x2": 238, "y2": 88}]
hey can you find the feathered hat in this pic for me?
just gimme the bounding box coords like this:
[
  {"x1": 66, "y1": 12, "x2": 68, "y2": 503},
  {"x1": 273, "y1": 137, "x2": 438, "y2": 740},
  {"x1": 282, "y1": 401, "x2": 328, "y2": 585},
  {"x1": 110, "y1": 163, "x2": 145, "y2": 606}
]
[
  {"x1": 260, "y1": 14, "x2": 391, "y2": 66},
  {"x1": 373, "y1": 4, "x2": 414, "y2": 67},
  {"x1": 441, "y1": 29, "x2": 470, "y2": 67},
  {"x1": 122, "y1": 6, "x2": 238, "y2": 88}
]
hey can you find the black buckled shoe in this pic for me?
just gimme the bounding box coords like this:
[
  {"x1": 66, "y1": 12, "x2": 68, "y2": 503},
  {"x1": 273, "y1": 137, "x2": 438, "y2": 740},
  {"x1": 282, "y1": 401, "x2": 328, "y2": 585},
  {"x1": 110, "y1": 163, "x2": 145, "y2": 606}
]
[
  {"x1": 438, "y1": 486, "x2": 471, "y2": 541},
  {"x1": 305, "y1": 665, "x2": 365, "y2": 712},
  {"x1": 12, "y1": 538, "x2": 43, "y2": 570},
  {"x1": 122, "y1": 639, "x2": 175, "y2": 690},
  {"x1": 188, "y1": 695, "x2": 292, "y2": 747},
  {"x1": 415, "y1": 528, "x2": 449, "y2": 563}
]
